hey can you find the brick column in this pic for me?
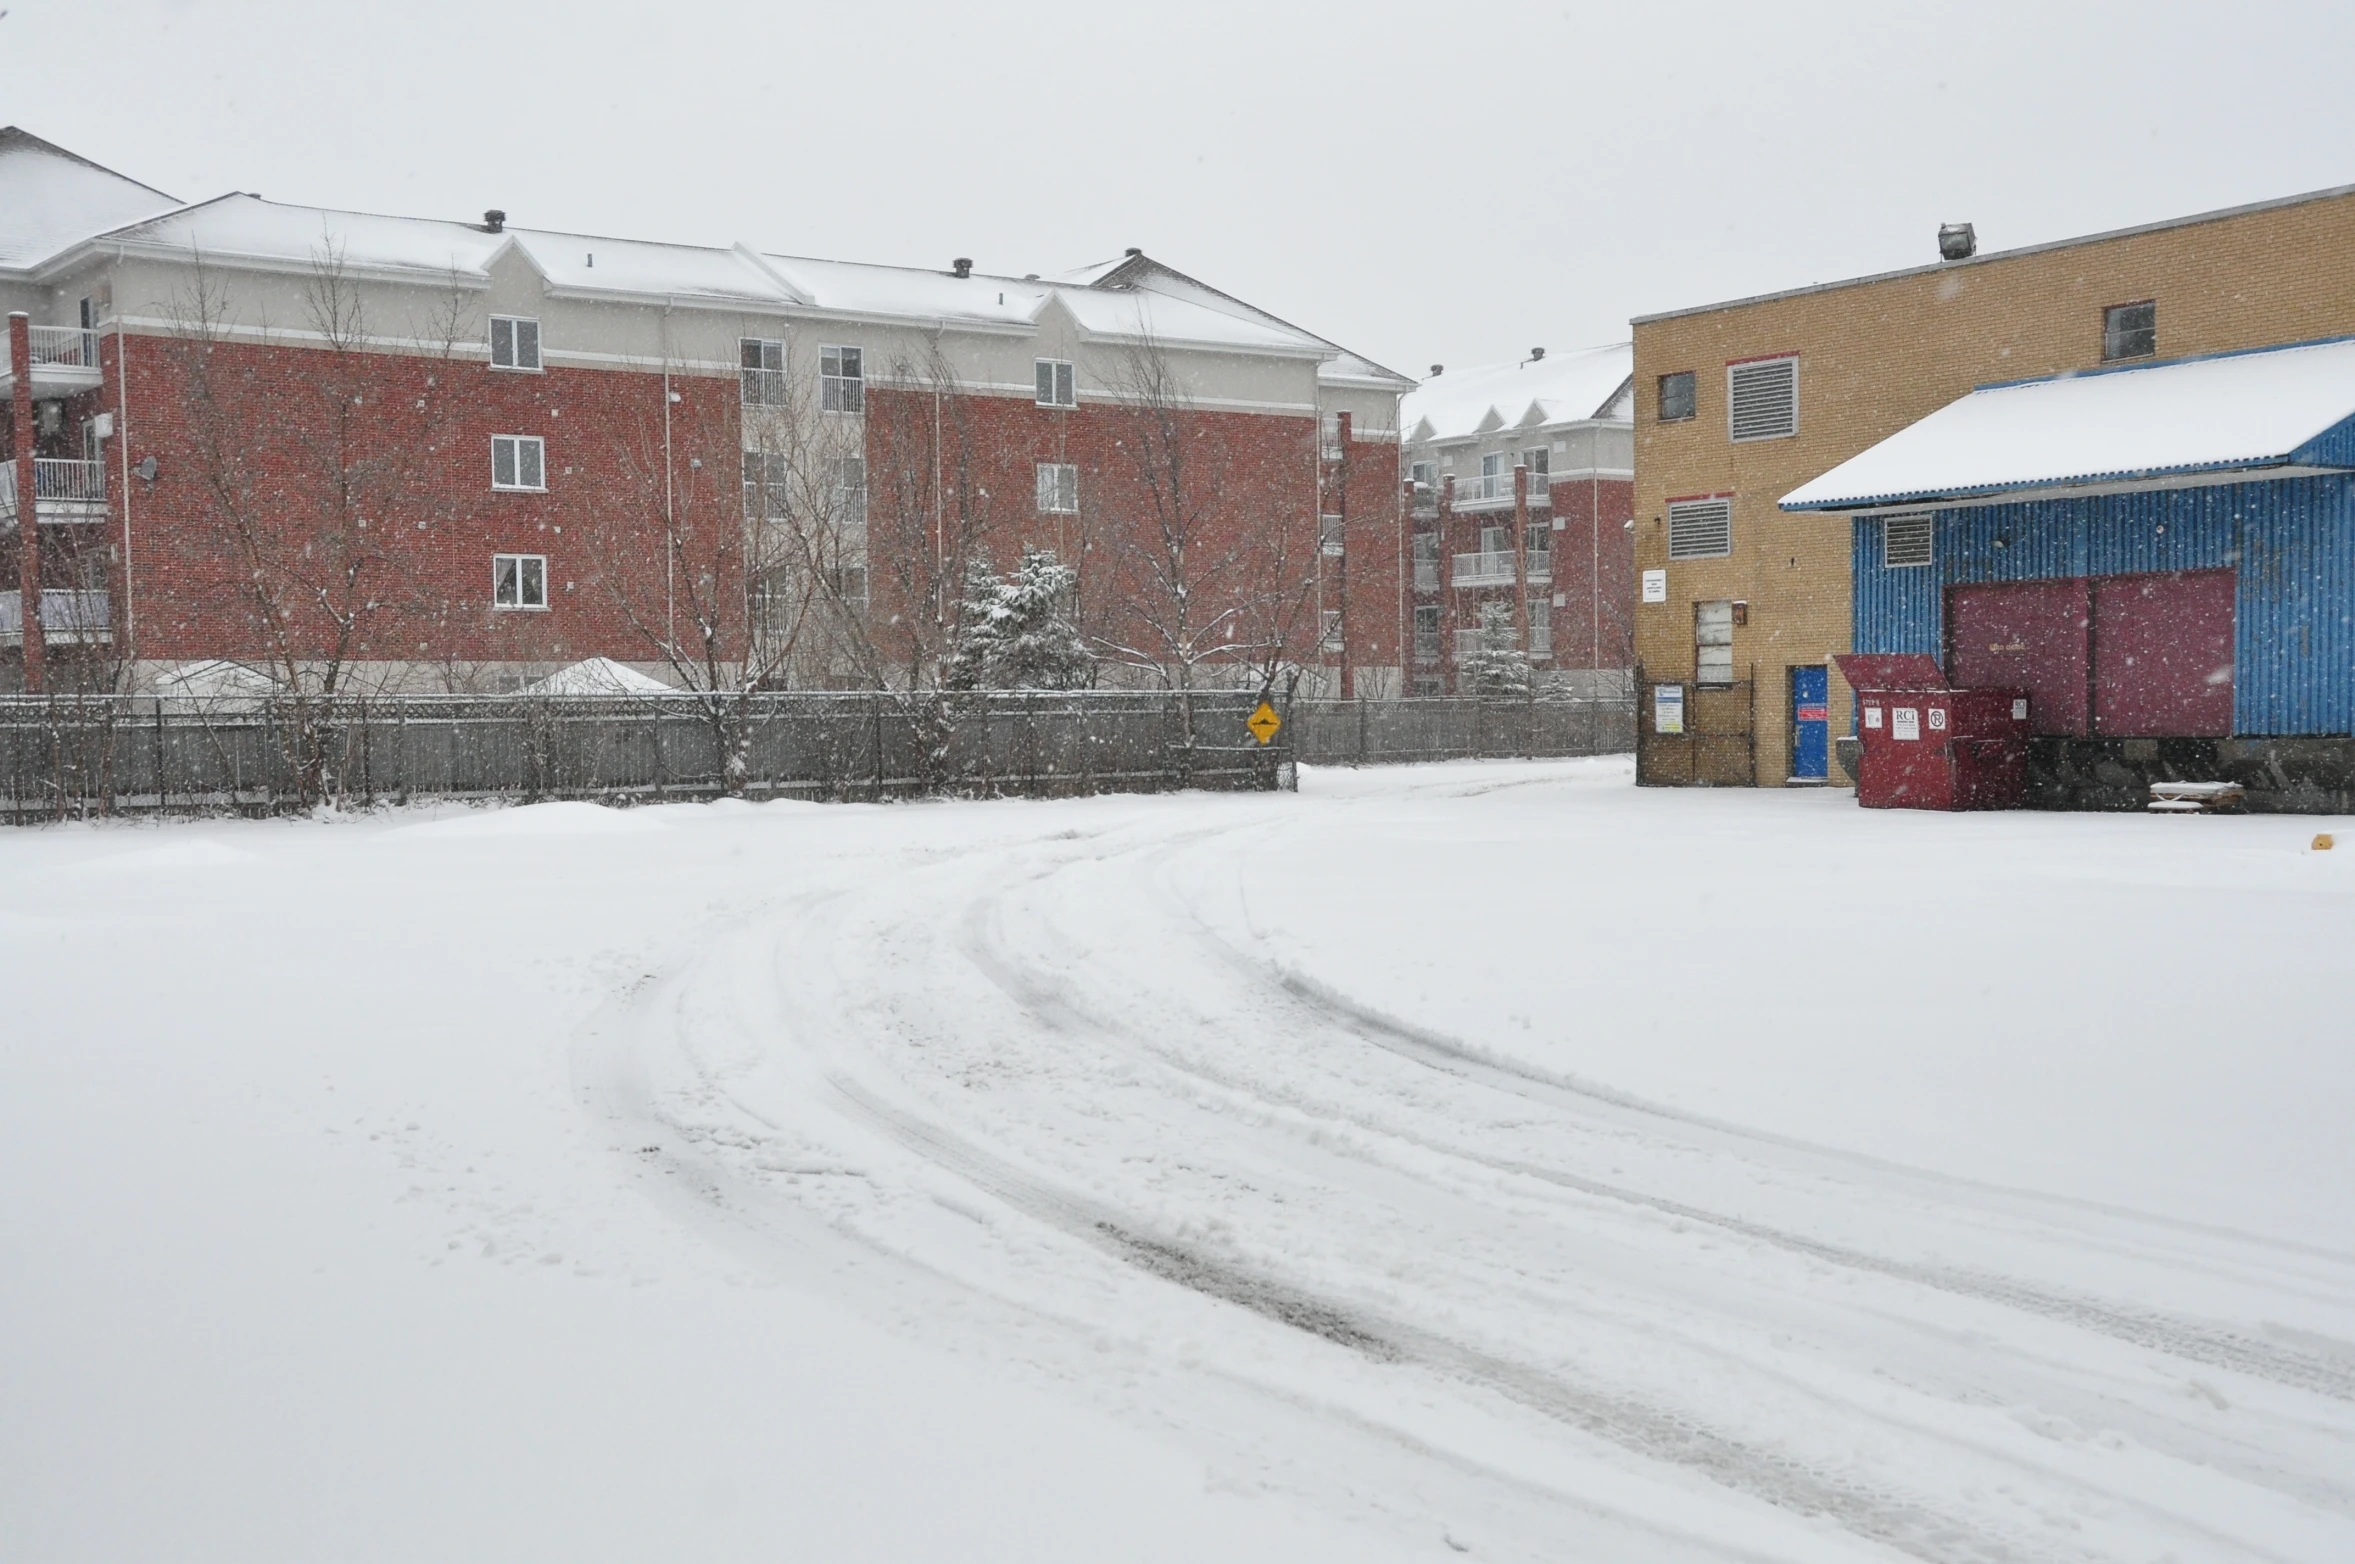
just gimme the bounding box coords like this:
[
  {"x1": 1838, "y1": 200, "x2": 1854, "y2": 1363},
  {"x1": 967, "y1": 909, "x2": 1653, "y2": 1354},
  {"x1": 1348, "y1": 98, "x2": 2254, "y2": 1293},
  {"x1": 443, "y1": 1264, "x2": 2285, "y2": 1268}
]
[
  {"x1": 1334, "y1": 410, "x2": 1352, "y2": 700},
  {"x1": 1512, "y1": 463, "x2": 1530, "y2": 658},
  {"x1": 9, "y1": 313, "x2": 41, "y2": 693},
  {"x1": 1439, "y1": 474, "x2": 1456, "y2": 691}
]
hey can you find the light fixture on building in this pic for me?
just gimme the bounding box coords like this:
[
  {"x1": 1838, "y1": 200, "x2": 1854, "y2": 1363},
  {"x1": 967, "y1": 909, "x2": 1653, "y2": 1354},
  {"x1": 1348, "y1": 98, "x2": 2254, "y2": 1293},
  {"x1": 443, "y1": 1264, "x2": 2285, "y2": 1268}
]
[{"x1": 1938, "y1": 222, "x2": 1977, "y2": 261}]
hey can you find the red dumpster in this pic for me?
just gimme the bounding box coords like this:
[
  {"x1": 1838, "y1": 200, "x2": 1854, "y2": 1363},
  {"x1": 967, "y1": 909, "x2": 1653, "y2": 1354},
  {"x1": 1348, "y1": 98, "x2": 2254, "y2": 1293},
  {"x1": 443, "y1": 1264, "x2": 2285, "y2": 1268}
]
[{"x1": 1835, "y1": 654, "x2": 2030, "y2": 811}]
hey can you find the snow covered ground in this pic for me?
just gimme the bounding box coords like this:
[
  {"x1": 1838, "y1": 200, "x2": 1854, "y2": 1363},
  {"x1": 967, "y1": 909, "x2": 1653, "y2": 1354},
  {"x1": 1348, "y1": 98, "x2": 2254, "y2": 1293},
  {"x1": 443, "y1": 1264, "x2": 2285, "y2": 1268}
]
[{"x1": 4, "y1": 759, "x2": 2352, "y2": 1563}]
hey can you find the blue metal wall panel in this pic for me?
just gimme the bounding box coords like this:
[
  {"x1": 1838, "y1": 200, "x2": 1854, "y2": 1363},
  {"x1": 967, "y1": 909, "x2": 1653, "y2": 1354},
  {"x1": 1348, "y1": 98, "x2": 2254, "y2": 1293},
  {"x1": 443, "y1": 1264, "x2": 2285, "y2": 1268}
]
[
  {"x1": 1851, "y1": 475, "x2": 2355, "y2": 734},
  {"x1": 2290, "y1": 410, "x2": 2355, "y2": 469}
]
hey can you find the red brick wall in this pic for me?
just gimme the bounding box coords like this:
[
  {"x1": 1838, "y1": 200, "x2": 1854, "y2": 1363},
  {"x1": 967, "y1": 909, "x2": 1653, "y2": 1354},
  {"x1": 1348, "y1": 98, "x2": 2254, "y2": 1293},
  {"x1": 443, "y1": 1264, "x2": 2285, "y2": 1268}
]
[
  {"x1": 1544, "y1": 475, "x2": 1635, "y2": 672},
  {"x1": 99, "y1": 331, "x2": 1353, "y2": 688},
  {"x1": 111, "y1": 331, "x2": 741, "y2": 670}
]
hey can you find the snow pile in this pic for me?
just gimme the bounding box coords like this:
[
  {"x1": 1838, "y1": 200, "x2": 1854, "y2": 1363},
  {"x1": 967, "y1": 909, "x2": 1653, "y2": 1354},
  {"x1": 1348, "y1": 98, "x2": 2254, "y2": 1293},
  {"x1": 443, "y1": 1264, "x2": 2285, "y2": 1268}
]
[
  {"x1": 1784, "y1": 336, "x2": 2355, "y2": 510},
  {"x1": 4, "y1": 762, "x2": 2351, "y2": 1563}
]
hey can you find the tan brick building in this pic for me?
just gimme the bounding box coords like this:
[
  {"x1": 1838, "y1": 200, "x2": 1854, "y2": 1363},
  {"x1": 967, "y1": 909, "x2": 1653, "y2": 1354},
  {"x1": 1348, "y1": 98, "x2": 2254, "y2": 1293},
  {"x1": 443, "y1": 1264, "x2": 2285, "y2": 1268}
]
[{"x1": 1630, "y1": 182, "x2": 2355, "y2": 786}]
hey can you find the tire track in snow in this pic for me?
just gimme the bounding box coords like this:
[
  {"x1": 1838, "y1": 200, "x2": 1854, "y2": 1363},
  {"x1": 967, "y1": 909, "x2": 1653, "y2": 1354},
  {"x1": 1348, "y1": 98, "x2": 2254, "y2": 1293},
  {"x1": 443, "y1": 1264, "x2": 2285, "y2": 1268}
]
[
  {"x1": 822, "y1": 1073, "x2": 2049, "y2": 1564},
  {"x1": 1247, "y1": 959, "x2": 2355, "y2": 1405}
]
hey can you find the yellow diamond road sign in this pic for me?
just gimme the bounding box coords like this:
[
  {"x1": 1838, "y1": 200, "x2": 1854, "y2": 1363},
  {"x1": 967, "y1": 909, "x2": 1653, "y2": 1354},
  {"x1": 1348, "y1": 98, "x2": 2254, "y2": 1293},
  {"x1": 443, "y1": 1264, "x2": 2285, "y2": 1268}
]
[{"x1": 1246, "y1": 701, "x2": 1282, "y2": 745}]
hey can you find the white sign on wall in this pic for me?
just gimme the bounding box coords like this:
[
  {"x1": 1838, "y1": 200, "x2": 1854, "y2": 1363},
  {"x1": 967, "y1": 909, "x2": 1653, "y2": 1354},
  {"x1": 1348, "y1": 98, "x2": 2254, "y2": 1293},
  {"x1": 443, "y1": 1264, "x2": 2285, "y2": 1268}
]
[
  {"x1": 1864, "y1": 706, "x2": 1883, "y2": 729},
  {"x1": 1928, "y1": 707, "x2": 1948, "y2": 731},
  {"x1": 1892, "y1": 707, "x2": 1921, "y2": 741},
  {"x1": 1641, "y1": 568, "x2": 1668, "y2": 603},
  {"x1": 1653, "y1": 683, "x2": 1686, "y2": 735}
]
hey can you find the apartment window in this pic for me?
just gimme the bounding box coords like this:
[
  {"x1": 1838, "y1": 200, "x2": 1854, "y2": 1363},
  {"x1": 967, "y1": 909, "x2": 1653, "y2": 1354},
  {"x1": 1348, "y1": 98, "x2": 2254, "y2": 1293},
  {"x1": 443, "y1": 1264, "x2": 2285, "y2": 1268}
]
[
  {"x1": 1521, "y1": 447, "x2": 1550, "y2": 489},
  {"x1": 1727, "y1": 356, "x2": 1798, "y2": 442},
  {"x1": 1320, "y1": 609, "x2": 1344, "y2": 652},
  {"x1": 1320, "y1": 513, "x2": 1345, "y2": 555},
  {"x1": 2103, "y1": 300, "x2": 2156, "y2": 362},
  {"x1": 743, "y1": 450, "x2": 786, "y2": 517},
  {"x1": 1412, "y1": 532, "x2": 1439, "y2": 592},
  {"x1": 1666, "y1": 496, "x2": 1732, "y2": 559},
  {"x1": 1528, "y1": 595, "x2": 1552, "y2": 658},
  {"x1": 831, "y1": 455, "x2": 867, "y2": 521},
  {"x1": 1526, "y1": 521, "x2": 1551, "y2": 568},
  {"x1": 490, "y1": 316, "x2": 542, "y2": 371},
  {"x1": 1695, "y1": 599, "x2": 1735, "y2": 687},
  {"x1": 1657, "y1": 371, "x2": 1696, "y2": 422},
  {"x1": 741, "y1": 338, "x2": 786, "y2": 405},
  {"x1": 1036, "y1": 461, "x2": 1079, "y2": 513},
  {"x1": 1883, "y1": 513, "x2": 1934, "y2": 568},
  {"x1": 1035, "y1": 358, "x2": 1076, "y2": 408},
  {"x1": 1412, "y1": 674, "x2": 1442, "y2": 697},
  {"x1": 1481, "y1": 451, "x2": 1508, "y2": 482},
  {"x1": 1409, "y1": 459, "x2": 1438, "y2": 488},
  {"x1": 820, "y1": 345, "x2": 864, "y2": 413},
  {"x1": 493, "y1": 553, "x2": 547, "y2": 610},
  {"x1": 491, "y1": 434, "x2": 546, "y2": 491},
  {"x1": 1413, "y1": 603, "x2": 1441, "y2": 661}
]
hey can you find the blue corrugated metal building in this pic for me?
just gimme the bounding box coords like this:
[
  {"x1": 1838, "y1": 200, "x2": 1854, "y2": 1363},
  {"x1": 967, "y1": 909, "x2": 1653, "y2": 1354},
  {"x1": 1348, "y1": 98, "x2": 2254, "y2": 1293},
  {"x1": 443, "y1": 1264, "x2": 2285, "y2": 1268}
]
[{"x1": 1785, "y1": 337, "x2": 2355, "y2": 807}]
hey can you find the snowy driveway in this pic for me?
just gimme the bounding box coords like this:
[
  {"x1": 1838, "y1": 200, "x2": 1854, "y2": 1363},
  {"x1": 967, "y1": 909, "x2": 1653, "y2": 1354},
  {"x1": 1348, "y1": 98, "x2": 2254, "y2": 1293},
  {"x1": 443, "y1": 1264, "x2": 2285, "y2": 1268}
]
[{"x1": 6, "y1": 759, "x2": 2353, "y2": 1562}]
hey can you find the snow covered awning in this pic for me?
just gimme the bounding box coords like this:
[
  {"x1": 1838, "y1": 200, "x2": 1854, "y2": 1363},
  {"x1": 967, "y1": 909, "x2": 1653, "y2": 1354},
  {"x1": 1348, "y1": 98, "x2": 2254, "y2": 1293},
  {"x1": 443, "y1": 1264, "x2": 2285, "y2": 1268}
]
[{"x1": 1781, "y1": 337, "x2": 2355, "y2": 515}]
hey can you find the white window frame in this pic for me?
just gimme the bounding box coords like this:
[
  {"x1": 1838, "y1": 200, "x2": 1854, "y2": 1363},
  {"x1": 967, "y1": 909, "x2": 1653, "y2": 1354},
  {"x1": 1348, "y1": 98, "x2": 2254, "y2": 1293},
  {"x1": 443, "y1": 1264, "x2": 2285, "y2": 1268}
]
[
  {"x1": 1035, "y1": 358, "x2": 1076, "y2": 408},
  {"x1": 1657, "y1": 370, "x2": 1697, "y2": 423},
  {"x1": 1666, "y1": 496, "x2": 1733, "y2": 560},
  {"x1": 820, "y1": 345, "x2": 864, "y2": 414},
  {"x1": 1320, "y1": 608, "x2": 1344, "y2": 652},
  {"x1": 1695, "y1": 599, "x2": 1735, "y2": 688},
  {"x1": 1726, "y1": 355, "x2": 1798, "y2": 443},
  {"x1": 1036, "y1": 461, "x2": 1079, "y2": 514},
  {"x1": 741, "y1": 337, "x2": 786, "y2": 406},
  {"x1": 491, "y1": 434, "x2": 546, "y2": 492},
  {"x1": 1521, "y1": 446, "x2": 1550, "y2": 485},
  {"x1": 830, "y1": 455, "x2": 867, "y2": 522},
  {"x1": 492, "y1": 553, "x2": 548, "y2": 611},
  {"x1": 489, "y1": 316, "x2": 542, "y2": 372},
  {"x1": 1883, "y1": 513, "x2": 1935, "y2": 569}
]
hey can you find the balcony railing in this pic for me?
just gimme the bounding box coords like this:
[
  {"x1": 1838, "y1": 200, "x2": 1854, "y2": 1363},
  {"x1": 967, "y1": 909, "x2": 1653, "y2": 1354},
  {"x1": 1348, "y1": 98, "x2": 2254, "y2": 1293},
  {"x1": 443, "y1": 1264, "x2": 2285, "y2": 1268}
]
[
  {"x1": 1452, "y1": 549, "x2": 1551, "y2": 588},
  {"x1": 0, "y1": 588, "x2": 113, "y2": 643},
  {"x1": 740, "y1": 367, "x2": 789, "y2": 406},
  {"x1": 1, "y1": 324, "x2": 100, "y2": 373},
  {"x1": 0, "y1": 460, "x2": 107, "y2": 523},
  {"x1": 1448, "y1": 470, "x2": 1553, "y2": 508},
  {"x1": 1453, "y1": 623, "x2": 1552, "y2": 661}
]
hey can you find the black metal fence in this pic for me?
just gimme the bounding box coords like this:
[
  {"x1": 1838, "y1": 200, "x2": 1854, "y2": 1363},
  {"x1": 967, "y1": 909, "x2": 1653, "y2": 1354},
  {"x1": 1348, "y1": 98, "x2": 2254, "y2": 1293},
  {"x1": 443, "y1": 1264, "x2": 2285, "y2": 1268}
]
[
  {"x1": 0, "y1": 690, "x2": 1287, "y2": 821},
  {"x1": 1288, "y1": 694, "x2": 1635, "y2": 766}
]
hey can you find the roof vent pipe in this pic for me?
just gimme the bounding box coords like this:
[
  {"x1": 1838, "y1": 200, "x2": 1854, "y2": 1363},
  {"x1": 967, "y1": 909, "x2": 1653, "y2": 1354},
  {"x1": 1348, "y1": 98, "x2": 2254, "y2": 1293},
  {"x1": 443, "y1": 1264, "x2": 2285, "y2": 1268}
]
[
  {"x1": 952, "y1": 257, "x2": 972, "y2": 278},
  {"x1": 1529, "y1": 346, "x2": 1545, "y2": 362},
  {"x1": 1938, "y1": 222, "x2": 1975, "y2": 261},
  {"x1": 483, "y1": 209, "x2": 506, "y2": 233},
  {"x1": 1124, "y1": 247, "x2": 1142, "y2": 257},
  {"x1": 1429, "y1": 364, "x2": 1444, "y2": 377}
]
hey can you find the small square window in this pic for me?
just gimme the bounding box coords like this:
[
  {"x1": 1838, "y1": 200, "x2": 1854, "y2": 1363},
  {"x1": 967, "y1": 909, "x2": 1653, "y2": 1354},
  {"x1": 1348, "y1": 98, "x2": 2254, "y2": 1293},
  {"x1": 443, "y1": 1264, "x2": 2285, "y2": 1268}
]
[
  {"x1": 2102, "y1": 300, "x2": 2156, "y2": 361},
  {"x1": 1036, "y1": 461, "x2": 1078, "y2": 513},
  {"x1": 1035, "y1": 358, "x2": 1076, "y2": 408},
  {"x1": 492, "y1": 434, "x2": 545, "y2": 491},
  {"x1": 1657, "y1": 371, "x2": 1695, "y2": 422},
  {"x1": 821, "y1": 345, "x2": 864, "y2": 413},
  {"x1": 490, "y1": 316, "x2": 542, "y2": 371},
  {"x1": 493, "y1": 553, "x2": 547, "y2": 610}
]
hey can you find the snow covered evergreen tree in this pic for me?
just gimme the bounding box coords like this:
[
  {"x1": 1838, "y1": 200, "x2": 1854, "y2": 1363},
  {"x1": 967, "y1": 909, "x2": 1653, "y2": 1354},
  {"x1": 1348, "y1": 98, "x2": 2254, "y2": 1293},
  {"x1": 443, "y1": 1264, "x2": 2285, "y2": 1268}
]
[
  {"x1": 946, "y1": 548, "x2": 1094, "y2": 690},
  {"x1": 1460, "y1": 601, "x2": 1532, "y2": 700}
]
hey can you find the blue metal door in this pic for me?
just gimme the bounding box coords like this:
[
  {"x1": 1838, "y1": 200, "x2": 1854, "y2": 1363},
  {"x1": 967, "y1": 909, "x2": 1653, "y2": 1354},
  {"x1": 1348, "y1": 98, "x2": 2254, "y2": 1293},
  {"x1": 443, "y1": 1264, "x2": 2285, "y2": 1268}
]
[{"x1": 1790, "y1": 665, "x2": 1830, "y2": 780}]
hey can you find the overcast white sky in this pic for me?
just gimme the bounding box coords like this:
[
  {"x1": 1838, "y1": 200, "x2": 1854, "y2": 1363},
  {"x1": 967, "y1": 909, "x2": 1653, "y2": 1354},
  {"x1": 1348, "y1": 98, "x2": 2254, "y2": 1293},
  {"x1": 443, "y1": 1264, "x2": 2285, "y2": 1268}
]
[{"x1": 8, "y1": 1, "x2": 2353, "y2": 379}]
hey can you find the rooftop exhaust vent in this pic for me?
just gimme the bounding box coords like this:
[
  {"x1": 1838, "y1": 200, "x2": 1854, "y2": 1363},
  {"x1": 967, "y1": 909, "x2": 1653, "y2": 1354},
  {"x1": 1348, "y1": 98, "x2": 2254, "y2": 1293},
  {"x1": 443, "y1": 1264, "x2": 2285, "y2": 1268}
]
[
  {"x1": 951, "y1": 257, "x2": 972, "y2": 278},
  {"x1": 1529, "y1": 346, "x2": 1546, "y2": 362},
  {"x1": 483, "y1": 209, "x2": 506, "y2": 233},
  {"x1": 1124, "y1": 246, "x2": 1142, "y2": 257},
  {"x1": 1938, "y1": 222, "x2": 1976, "y2": 261},
  {"x1": 1429, "y1": 364, "x2": 1444, "y2": 377}
]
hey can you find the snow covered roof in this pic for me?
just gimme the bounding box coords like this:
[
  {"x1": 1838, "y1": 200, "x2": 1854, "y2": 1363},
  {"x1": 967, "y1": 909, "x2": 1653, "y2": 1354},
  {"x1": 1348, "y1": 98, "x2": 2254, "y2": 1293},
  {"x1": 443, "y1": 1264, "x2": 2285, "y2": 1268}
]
[
  {"x1": 524, "y1": 657, "x2": 678, "y2": 697},
  {"x1": 1401, "y1": 344, "x2": 1634, "y2": 445},
  {"x1": 42, "y1": 168, "x2": 1390, "y2": 372},
  {"x1": 0, "y1": 128, "x2": 181, "y2": 273},
  {"x1": 1781, "y1": 337, "x2": 2355, "y2": 514}
]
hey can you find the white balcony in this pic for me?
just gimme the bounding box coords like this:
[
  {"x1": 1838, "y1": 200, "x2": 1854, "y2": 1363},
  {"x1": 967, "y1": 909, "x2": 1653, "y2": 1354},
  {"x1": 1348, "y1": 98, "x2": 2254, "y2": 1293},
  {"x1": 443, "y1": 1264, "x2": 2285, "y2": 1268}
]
[
  {"x1": 1451, "y1": 549, "x2": 1551, "y2": 588},
  {"x1": 0, "y1": 460, "x2": 108, "y2": 525},
  {"x1": 0, "y1": 325, "x2": 105, "y2": 397},
  {"x1": 0, "y1": 588, "x2": 113, "y2": 644},
  {"x1": 1453, "y1": 623, "x2": 1552, "y2": 661},
  {"x1": 1447, "y1": 470, "x2": 1553, "y2": 510}
]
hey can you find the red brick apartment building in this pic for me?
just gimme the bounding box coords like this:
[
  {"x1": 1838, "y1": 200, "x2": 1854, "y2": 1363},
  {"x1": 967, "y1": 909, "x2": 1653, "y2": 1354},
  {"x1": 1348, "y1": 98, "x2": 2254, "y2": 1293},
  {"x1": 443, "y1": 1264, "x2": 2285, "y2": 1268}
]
[
  {"x1": 0, "y1": 129, "x2": 1412, "y2": 697},
  {"x1": 1397, "y1": 345, "x2": 1634, "y2": 694}
]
